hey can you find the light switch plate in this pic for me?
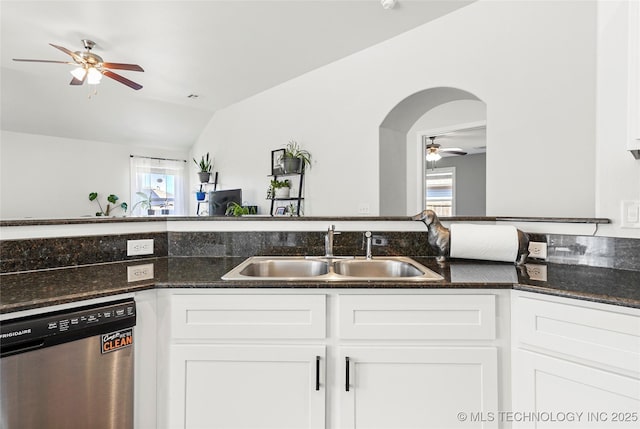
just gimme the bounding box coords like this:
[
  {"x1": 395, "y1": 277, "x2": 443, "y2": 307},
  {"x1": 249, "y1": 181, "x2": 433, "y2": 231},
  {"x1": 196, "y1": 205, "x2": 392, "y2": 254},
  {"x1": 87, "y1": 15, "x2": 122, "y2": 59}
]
[
  {"x1": 621, "y1": 200, "x2": 640, "y2": 228},
  {"x1": 127, "y1": 263, "x2": 154, "y2": 282},
  {"x1": 127, "y1": 239, "x2": 154, "y2": 256}
]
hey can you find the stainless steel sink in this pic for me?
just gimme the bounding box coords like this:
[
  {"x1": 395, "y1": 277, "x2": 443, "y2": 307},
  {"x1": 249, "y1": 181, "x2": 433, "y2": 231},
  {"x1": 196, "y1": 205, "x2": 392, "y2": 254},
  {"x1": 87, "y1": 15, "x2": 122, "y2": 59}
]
[
  {"x1": 333, "y1": 258, "x2": 427, "y2": 278},
  {"x1": 237, "y1": 258, "x2": 329, "y2": 278},
  {"x1": 221, "y1": 256, "x2": 443, "y2": 282}
]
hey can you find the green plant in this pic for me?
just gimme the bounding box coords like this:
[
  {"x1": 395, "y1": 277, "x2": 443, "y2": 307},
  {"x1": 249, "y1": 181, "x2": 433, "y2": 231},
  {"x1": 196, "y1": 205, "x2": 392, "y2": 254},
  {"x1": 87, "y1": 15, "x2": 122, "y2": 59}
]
[
  {"x1": 131, "y1": 191, "x2": 152, "y2": 213},
  {"x1": 88, "y1": 192, "x2": 128, "y2": 216},
  {"x1": 283, "y1": 140, "x2": 312, "y2": 169},
  {"x1": 225, "y1": 202, "x2": 258, "y2": 217},
  {"x1": 270, "y1": 179, "x2": 290, "y2": 189},
  {"x1": 193, "y1": 152, "x2": 213, "y2": 173}
]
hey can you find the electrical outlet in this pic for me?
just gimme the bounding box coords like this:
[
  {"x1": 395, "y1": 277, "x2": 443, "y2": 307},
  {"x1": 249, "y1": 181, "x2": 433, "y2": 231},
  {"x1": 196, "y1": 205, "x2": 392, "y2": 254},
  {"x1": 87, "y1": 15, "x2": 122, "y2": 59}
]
[
  {"x1": 127, "y1": 263, "x2": 154, "y2": 282},
  {"x1": 525, "y1": 264, "x2": 547, "y2": 282},
  {"x1": 528, "y1": 241, "x2": 547, "y2": 260},
  {"x1": 357, "y1": 203, "x2": 370, "y2": 215},
  {"x1": 127, "y1": 239, "x2": 154, "y2": 256},
  {"x1": 372, "y1": 235, "x2": 388, "y2": 246}
]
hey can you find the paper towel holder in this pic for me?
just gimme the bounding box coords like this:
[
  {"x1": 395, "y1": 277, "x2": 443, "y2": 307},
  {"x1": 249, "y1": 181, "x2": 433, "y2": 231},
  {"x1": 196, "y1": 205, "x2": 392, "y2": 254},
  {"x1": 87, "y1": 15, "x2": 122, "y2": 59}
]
[{"x1": 411, "y1": 209, "x2": 530, "y2": 265}]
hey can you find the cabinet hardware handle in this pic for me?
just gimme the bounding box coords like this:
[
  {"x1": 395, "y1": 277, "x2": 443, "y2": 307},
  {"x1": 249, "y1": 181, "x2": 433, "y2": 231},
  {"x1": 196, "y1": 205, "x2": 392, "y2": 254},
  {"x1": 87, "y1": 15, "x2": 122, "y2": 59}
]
[
  {"x1": 345, "y1": 356, "x2": 350, "y2": 392},
  {"x1": 315, "y1": 356, "x2": 320, "y2": 391}
]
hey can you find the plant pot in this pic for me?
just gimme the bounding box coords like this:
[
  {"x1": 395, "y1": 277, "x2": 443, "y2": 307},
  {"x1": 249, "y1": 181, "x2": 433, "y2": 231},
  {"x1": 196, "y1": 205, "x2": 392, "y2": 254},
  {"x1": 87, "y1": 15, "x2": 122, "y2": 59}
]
[
  {"x1": 198, "y1": 172, "x2": 211, "y2": 183},
  {"x1": 274, "y1": 187, "x2": 291, "y2": 199},
  {"x1": 147, "y1": 209, "x2": 155, "y2": 216},
  {"x1": 282, "y1": 157, "x2": 302, "y2": 174},
  {"x1": 196, "y1": 191, "x2": 206, "y2": 201},
  {"x1": 161, "y1": 209, "x2": 170, "y2": 215}
]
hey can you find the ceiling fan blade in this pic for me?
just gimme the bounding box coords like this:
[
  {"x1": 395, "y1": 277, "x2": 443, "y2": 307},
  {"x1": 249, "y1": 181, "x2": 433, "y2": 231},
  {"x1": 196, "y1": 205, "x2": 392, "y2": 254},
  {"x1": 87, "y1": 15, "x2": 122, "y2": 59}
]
[
  {"x1": 49, "y1": 43, "x2": 85, "y2": 64},
  {"x1": 441, "y1": 150, "x2": 468, "y2": 156},
  {"x1": 13, "y1": 58, "x2": 75, "y2": 65},
  {"x1": 440, "y1": 147, "x2": 464, "y2": 152},
  {"x1": 102, "y1": 69, "x2": 143, "y2": 90},
  {"x1": 102, "y1": 62, "x2": 144, "y2": 72}
]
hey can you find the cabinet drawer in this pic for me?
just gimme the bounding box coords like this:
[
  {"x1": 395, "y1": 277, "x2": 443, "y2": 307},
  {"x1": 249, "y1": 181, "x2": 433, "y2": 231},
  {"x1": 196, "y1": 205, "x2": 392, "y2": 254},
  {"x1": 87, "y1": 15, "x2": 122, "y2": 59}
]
[
  {"x1": 338, "y1": 294, "x2": 496, "y2": 340},
  {"x1": 171, "y1": 294, "x2": 326, "y2": 339},
  {"x1": 514, "y1": 295, "x2": 640, "y2": 374}
]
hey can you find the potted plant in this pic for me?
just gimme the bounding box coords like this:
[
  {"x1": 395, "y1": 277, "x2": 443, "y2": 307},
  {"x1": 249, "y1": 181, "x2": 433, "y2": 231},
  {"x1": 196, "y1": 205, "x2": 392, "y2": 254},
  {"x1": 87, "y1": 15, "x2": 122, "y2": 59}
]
[
  {"x1": 160, "y1": 200, "x2": 171, "y2": 215},
  {"x1": 225, "y1": 202, "x2": 258, "y2": 216},
  {"x1": 270, "y1": 179, "x2": 291, "y2": 198},
  {"x1": 281, "y1": 140, "x2": 311, "y2": 174},
  {"x1": 88, "y1": 192, "x2": 128, "y2": 216},
  {"x1": 193, "y1": 152, "x2": 213, "y2": 183},
  {"x1": 131, "y1": 191, "x2": 155, "y2": 215}
]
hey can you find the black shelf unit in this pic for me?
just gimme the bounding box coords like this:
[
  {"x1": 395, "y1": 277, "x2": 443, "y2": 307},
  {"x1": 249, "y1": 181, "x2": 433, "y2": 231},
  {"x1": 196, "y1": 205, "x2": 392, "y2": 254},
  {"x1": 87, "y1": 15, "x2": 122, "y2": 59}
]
[
  {"x1": 269, "y1": 166, "x2": 304, "y2": 216},
  {"x1": 196, "y1": 183, "x2": 207, "y2": 216}
]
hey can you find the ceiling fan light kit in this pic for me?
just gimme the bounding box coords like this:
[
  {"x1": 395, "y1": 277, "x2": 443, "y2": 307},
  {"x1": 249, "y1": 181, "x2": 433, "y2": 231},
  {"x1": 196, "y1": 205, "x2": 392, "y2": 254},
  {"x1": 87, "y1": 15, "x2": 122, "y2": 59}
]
[
  {"x1": 13, "y1": 39, "x2": 144, "y2": 91},
  {"x1": 423, "y1": 135, "x2": 468, "y2": 162}
]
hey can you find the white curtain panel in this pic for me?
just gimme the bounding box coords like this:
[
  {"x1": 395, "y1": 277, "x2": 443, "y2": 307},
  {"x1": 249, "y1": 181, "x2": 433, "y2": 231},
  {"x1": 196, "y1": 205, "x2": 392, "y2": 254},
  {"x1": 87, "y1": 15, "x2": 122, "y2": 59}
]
[{"x1": 130, "y1": 156, "x2": 187, "y2": 216}]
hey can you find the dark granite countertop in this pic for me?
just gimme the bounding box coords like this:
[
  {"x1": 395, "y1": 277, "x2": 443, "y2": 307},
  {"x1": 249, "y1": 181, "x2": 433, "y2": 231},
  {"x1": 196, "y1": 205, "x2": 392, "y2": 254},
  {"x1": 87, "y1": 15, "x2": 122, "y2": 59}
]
[
  {"x1": 0, "y1": 216, "x2": 610, "y2": 227},
  {"x1": 1, "y1": 256, "x2": 638, "y2": 314}
]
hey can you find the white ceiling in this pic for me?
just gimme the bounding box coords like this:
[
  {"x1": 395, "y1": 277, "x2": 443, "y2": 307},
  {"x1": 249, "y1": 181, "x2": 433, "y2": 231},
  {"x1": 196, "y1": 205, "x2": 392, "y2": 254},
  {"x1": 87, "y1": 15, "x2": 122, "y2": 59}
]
[
  {"x1": 427, "y1": 126, "x2": 486, "y2": 156},
  {"x1": 1, "y1": 0, "x2": 474, "y2": 150}
]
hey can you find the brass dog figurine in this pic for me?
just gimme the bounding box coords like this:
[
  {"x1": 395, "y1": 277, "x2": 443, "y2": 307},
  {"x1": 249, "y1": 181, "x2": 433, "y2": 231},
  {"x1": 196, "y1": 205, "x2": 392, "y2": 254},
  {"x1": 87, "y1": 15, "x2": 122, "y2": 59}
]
[{"x1": 412, "y1": 210, "x2": 530, "y2": 265}]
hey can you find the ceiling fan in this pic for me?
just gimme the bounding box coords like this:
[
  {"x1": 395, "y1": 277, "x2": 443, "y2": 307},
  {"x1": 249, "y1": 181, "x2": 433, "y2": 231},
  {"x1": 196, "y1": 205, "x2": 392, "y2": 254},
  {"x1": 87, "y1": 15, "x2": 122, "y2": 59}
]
[
  {"x1": 13, "y1": 39, "x2": 144, "y2": 90},
  {"x1": 423, "y1": 136, "x2": 467, "y2": 161}
]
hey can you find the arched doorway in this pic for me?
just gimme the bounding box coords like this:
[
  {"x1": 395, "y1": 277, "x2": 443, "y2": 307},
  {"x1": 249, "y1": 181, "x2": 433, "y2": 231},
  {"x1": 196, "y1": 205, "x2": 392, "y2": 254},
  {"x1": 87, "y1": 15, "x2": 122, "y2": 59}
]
[{"x1": 379, "y1": 87, "x2": 486, "y2": 216}]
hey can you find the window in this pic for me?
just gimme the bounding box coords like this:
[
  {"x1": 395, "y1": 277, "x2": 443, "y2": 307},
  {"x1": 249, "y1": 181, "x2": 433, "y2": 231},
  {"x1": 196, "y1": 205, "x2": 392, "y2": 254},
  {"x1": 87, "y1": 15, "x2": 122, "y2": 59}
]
[
  {"x1": 130, "y1": 156, "x2": 187, "y2": 216},
  {"x1": 425, "y1": 167, "x2": 455, "y2": 217}
]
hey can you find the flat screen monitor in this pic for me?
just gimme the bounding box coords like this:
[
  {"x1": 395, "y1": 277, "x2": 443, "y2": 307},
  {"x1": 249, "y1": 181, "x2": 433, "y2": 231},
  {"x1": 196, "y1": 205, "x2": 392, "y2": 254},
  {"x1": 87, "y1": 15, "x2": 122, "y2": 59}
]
[{"x1": 208, "y1": 189, "x2": 242, "y2": 216}]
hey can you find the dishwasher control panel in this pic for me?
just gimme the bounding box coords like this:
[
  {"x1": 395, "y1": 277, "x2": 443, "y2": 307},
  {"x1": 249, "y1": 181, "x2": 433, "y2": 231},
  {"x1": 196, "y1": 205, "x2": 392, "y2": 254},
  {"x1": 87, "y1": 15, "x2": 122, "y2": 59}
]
[{"x1": 1, "y1": 299, "x2": 136, "y2": 355}]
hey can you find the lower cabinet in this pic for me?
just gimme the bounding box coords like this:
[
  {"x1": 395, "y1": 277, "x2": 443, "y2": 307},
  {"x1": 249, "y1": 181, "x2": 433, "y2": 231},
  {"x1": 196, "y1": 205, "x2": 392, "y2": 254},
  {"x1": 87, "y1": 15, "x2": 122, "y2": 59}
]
[
  {"x1": 513, "y1": 349, "x2": 640, "y2": 429},
  {"x1": 511, "y1": 291, "x2": 640, "y2": 429},
  {"x1": 339, "y1": 346, "x2": 498, "y2": 429},
  {"x1": 157, "y1": 290, "x2": 507, "y2": 429},
  {"x1": 168, "y1": 345, "x2": 325, "y2": 429}
]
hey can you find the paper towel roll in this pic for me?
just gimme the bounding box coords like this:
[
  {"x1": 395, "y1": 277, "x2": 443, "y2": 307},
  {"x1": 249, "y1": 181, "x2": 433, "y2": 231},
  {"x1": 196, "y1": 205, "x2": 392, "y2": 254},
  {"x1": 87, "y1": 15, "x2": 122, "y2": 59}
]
[{"x1": 449, "y1": 224, "x2": 519, "y2": 262}]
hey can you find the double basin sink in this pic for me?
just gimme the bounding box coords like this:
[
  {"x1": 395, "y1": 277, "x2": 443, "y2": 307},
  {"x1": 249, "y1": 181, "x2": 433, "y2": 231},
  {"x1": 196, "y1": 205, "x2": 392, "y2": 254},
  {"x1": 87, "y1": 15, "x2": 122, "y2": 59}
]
[{"x1": 221, "y1": 256, "x2": 443, "y2": 282}]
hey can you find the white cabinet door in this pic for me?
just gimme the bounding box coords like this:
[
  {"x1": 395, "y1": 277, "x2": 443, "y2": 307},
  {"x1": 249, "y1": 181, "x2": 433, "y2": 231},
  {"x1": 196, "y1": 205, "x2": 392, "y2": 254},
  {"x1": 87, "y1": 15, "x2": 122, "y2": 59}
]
[
  {"x1": 339, "y1": 346, "x2": 499, "y2": 429},
  {"x1": 512, "y1": 349, "x2": 640, "y2": 429},
  {"x1": 167, "y1": 344, "x2": 326, "y2": 429}
]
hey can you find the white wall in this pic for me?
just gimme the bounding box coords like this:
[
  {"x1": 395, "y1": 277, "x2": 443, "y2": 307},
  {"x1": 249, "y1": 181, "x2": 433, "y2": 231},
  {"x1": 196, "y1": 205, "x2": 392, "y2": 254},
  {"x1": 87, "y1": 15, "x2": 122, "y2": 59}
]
[
  {"x1": 596, "y1": 1, "x2": 640, "y2": 238},
  {"x1": 191, "y1": 0, "x2": 598, "y2": 221},
  {"x1": 0, "y1": 131, "x2": 188, "y2": 219}
]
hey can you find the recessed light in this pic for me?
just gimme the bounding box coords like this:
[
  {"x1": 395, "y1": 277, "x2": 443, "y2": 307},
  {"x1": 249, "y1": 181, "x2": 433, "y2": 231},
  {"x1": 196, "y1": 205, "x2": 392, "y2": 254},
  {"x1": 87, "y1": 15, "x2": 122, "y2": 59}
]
[{"x1": 381, "y1": 0, "x2": 397, "y2": 10}]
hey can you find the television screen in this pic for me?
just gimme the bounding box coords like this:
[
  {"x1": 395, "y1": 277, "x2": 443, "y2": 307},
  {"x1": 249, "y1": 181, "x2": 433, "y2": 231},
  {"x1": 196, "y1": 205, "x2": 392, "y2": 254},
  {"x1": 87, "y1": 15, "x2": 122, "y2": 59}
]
[{"x1": 208, "y1": 189, "x2": 242, "y2": 216}]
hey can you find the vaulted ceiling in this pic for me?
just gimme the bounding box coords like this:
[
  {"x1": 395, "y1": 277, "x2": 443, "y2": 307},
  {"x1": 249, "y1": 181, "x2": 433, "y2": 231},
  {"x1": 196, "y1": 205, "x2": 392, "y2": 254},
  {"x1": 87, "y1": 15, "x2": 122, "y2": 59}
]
[{"x1": 1, "y1": 1, "x2": 474, "y2": 149}]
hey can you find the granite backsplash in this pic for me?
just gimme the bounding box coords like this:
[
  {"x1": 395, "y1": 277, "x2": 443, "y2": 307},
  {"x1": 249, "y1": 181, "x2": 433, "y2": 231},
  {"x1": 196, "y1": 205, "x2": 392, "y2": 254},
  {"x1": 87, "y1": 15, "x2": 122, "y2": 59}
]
[{"x1": 1, "y1": 230, "x2": 638, "y2": 274}]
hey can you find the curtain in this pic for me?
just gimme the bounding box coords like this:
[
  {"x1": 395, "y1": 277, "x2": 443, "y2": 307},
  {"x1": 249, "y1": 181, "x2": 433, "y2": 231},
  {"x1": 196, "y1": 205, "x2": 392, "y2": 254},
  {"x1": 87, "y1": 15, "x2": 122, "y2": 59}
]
[{"x1": 130, "y1": 156, "x2": 186, "y2": 216}]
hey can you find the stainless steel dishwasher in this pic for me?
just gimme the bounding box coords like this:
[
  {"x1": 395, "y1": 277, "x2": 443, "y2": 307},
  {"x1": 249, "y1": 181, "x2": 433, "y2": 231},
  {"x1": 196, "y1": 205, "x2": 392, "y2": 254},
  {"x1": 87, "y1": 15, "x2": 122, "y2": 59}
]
[{"x1": 0, "y1": 298, "x2": 136, "y2": 429}]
